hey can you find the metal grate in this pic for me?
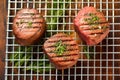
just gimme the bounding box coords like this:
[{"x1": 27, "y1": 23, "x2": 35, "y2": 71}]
[{"x1": 5, "y1": 0, "x2": 120, "y2": 80}]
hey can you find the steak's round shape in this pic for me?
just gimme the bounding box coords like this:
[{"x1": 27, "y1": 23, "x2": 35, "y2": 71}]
[
  {"x1": 13, "y1": 9, "x2": 46, "y2": 46},
  {"x1": 74, "y1": 6, "x2": 110, "y2": 46},
  {"x1": 43, "y1": 33, "x2": 80, "y2": 69}
]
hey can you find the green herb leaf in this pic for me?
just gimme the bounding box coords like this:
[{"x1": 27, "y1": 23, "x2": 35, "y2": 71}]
[
  {"x1": 16, "y1": 19, "x2": 24, "y2": 26},
  {"x1": 83, "y1": 46, "x2": 94, "y2": 59},
  {"x1": 88, "y1": 13, "x2": 94, "y2": 16},
  {"x1": 28, "y1": 21, "x2": 32, "y2": 28},
  {"x1": 84, "y1": 13, "x2": 100, "y2": 25},
  {"x1": 54, "y1": 40, "x2": 66, "y2": 55},
  {"x1": 46, "y1": 0, "x2": 70, "y2": 37},
  {"x1": 9, "y1": 46, "x2": 51, "y2": 73}
]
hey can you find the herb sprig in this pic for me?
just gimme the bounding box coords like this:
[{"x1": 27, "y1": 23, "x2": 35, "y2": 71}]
[
  {"x1": 54, "y1": 40, "x2": 66, "y2": 55},
  {"x1": 83, "y1": 46, "x2": 94, "y2": 59},
  {"x1": 9, "y1": 46, "x2": 51, "y2": 73},
  {"x1": 46, "y1": 0, "x2": 70, "y2": 36},
  {"x1": 84, "y1": 13, "x2": 100, "y2": 25},
  {"x1": 10, "y1": 1, "x2": 70, "y2": 73}
]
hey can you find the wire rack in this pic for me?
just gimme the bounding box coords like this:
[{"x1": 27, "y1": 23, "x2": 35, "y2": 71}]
[{"x1": 5, "y1": 0, "x2": 120, "y2": 80}]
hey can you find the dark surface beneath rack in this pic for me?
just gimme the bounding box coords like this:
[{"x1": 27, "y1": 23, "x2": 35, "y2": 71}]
[{"x1": 0, "y1": 0, "x2": 6, "y2": 80}]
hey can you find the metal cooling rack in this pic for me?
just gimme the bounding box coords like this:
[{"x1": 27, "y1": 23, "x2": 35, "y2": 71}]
[{"x1": 5, "y1": 0, "x2": 120, "y2": 80}]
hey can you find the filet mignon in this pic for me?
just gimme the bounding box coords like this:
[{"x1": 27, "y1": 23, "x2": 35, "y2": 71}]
[
  {"x1": 13, "y1": 9, "x2": 46, "y2": 46},
  {"x1": 43, "y1": 33, "x2": 80, "y2": 69},
  {"x1": 74, "y1": 6, "x2": 110, "y2": 46}
]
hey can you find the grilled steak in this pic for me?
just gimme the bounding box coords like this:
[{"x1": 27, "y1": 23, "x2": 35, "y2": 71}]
[
  {"x1": 13, "y1": 9, "x2": 46, "y2": 46},
  {"x1": 74, "y1": 6, "x2": 110, "y2": 45},
  {"x1": 43, "y1": 33, "x2": 80, "y2": 69}
]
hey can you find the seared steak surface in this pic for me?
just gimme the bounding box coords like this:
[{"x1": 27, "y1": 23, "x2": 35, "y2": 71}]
[
  {"x1": 13, "y1": 9, "x2": 46, "y2": 46},
  {"x1": 74, "y1": 6, "x2": 110, "y2": 45},
  {"x1": 43, "y1": 33, "x2": 80, "y2": 69}
]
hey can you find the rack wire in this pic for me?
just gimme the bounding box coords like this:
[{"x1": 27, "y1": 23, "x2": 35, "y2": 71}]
[{"x1": 5, "y1": 0, "x2": 120, "y2": 80}]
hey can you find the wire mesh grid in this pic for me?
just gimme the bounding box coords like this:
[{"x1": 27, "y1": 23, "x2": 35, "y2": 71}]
[{"x1": 5, "y1": 0, "x2": 120, "y2": 80}]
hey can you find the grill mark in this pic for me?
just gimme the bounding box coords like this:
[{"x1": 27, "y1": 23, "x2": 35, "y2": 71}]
[
  {"x1": 52, "y1": 55, "x2": 79, "y2": 62},
  {"x1": 79, "y1": 14, "x2": 108, "y2": 25},
  {"x1": 81, "y1": 26, "x2": 109, "y2": 30},
  {"x1": 83, "y1": 12, "x2": 104, "y2": 16},
  {"x1": 51, "y1": 54, "x2": 79, "y2": 58},
  {"x1": 47, "y1": 48, "x2": 78, "y2": 54},
  {"x1": 47, "y1": 39, "x2": 73, "y2": 43},
  {"x1": 66, "y1": 44, "x2": 77, "y2": 46},
  {"x1": 89, "y1": 29, "x2": 108, "y2": 35},
  {"x1": 92, "y1": 27, "x2": 109, "y2": 30},
  {"x1": 18, "y1": 13, "x2": 39, "y2": 16},
  {"x1": 16, "y1": 17, "x2": 43, "y2": 19},
  {"x1": 81, "y1": 16, "x2": 106, "y2": 21},
  {"x1": 17, "y1": 26, "x2": 41, "y2": 28},
  {"x1": 45, "y1": 43, "x2": 77, "y2": 48},
  {"x1": 54, "y1": 59, "x2": 75, "y2": 62},
  {"x1": 84, "y1": 28, "x2": 109, "y2": 35},
  {"x1": 67, "y1": 48, "x2": 78, "y2": 51},
  {"x1": 80, "y1": 22, "x2": 109, "y2": 26},
  {"x1": 52, "y1": 35, "x2": 68, "y2": 38},
  {"x1": 16, "y1": 21, "x2": 44, "y2": 24},
  {"x1": 84, "y1": 15, "x2": 105, "y2": 18},
  {"x1": 16, "y1": 22, "x2": 44, "y2": 28},
  {"x1": 90, "y1": 33, "x2": 103, "y2": 35},
  {"x1": 17, "y1": 28, "x2": 41, "y2": 32},
  {"x1": 87, "y1": 28, "x2": 109, "y2": 33}
]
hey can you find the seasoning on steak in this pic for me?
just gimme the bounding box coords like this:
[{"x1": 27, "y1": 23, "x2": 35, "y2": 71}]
[
  {"x1": 74, "y1": 6, "x2": 110, "y2": 46},
  {"x1": 13, "y1": 9, "x2": 46, "y2": 46},
  {"x1": 43, "y1": 33, "x2": 80, "y2": 69}
]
